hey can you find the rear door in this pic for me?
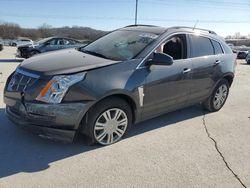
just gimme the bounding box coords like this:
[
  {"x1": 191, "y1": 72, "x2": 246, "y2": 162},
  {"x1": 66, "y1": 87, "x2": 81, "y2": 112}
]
[{"x1": 187, "y1": 34, "x2": 220, "y2": 103}]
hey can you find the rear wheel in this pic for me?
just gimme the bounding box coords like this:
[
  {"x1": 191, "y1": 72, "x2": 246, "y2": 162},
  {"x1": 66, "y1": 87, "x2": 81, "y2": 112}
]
[
  {"x1": 203, "y1": 79, "x2": 229, "y2": 112},
  {"x1": 83, "y1": 97, "x2": 132, "y2": 145}
]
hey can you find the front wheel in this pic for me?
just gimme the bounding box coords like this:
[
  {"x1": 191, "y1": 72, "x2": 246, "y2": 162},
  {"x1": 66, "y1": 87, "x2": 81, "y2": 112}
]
[
  {"x1": 203, "y1": 79, "x2": 230, "y2": 112},
  {"x1": 83, "y1": 97, "x2": 132, "y2": 145}
]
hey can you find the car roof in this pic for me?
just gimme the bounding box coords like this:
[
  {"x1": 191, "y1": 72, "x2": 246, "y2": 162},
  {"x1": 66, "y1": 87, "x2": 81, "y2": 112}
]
[
  {"x1": 120, "y1": 25, "x2": 219, "y2": 39},
  {"x1": 120, "y1": 25, "x2": 167, "y2": 35},
  {"x1": 47, "y1": 36, "x2": 80, "y2": 41}
]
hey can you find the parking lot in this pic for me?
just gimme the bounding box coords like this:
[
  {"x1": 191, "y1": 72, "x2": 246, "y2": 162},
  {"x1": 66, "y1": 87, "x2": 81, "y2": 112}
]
[{"x1": 0, "y1": 46, "x2": 249, "y2": 187}]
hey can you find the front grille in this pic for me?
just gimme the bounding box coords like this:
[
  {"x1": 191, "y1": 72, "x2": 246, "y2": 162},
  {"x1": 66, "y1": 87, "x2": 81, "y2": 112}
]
[{"x1": 7, "y1": 70, "x2": 38, "y2": 92}]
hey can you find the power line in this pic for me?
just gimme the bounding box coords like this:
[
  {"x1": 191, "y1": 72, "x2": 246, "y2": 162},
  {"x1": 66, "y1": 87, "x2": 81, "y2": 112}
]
[
  {"x1": 2, "y1": 12, "x2": 250, "y2": 24},
  {"x1": 155, "y1": 0, "x2": 250, "y2": 6},
  {"x1": 142, "y1": 0, "x2": 250, "y2": 11}
]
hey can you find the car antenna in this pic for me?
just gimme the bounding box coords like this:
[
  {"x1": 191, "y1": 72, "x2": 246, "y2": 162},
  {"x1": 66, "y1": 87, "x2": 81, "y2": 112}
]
[{"x1": 193, "y1": 20, "x2": 199, "y2": 30}]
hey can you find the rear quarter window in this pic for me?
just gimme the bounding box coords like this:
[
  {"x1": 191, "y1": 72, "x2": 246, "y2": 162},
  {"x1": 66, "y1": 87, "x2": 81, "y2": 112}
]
[
  {"x1": 189, "y1": 35, "x2": 214, "y2": 58},
  {"x1": 211, "y1": 40, "x2": 224, "y2": 54}
]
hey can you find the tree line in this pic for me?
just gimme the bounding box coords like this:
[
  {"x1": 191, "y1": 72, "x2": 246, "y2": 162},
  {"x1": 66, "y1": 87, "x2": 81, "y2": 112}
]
[{"x1": 0, "y1": 22, "x2": 107, "y2": 41}]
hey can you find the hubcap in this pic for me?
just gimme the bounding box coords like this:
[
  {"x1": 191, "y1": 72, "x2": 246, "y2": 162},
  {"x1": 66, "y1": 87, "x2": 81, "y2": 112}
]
[
  {"x1": 213, "y1": 84, "x2": 228, "y2": 110},
  {"x1": 94, "y1": 108, "x2": 128, "y2": 145}
]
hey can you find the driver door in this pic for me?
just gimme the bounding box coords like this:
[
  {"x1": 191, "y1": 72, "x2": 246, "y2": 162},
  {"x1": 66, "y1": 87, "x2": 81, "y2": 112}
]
[{"x1": 141, "y1": 34, "x2": 193, "y2": 119}]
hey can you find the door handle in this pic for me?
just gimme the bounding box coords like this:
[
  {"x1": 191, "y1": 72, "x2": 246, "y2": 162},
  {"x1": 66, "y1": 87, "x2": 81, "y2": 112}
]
[
  {"x1": 183, "y1": 68, "x2": 191, "y2": 74},
  {"x1": 214, "y1": 60, "x2": 221, "y2": 66}
]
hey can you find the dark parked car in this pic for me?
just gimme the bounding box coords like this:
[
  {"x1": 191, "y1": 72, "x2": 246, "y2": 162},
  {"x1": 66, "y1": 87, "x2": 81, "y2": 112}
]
[
  {"x1": 246, "y1": 53, "x2": 250, "y2": 64},
  {"x1": 0, "y1": 39, "x2": 3, "y2": 51},
  {"x1": 17, "y1": 37, "x2": 88, "y2": 58},
  {"x1": 237, "y1": 51, "x2": 248, "y2": 59},
  {"x1": 4, "y1": 25, "x2": 236, "y2": 145},
  {"x1": 0, "y1": 43, "x2": 3, "y2": 51}
]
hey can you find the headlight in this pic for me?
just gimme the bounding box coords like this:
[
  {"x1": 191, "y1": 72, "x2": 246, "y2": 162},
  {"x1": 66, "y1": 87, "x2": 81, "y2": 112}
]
[{"x1": 36, "y1": 72, "x2": 86, "y2": 104}]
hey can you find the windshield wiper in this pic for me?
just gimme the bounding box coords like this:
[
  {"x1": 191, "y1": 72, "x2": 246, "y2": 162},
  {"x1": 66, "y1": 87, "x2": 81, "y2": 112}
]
[{"x1": 81, "y1": 49, "x2": 109, "y2": 59}]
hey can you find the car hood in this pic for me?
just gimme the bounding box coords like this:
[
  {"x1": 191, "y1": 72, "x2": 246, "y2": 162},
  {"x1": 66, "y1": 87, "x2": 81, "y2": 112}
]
[
  {"x1": 20, "y1": 48, "x2": 120, "y2": 76},
  {"x1": 18, "y1": 44, "x2": 30, "y2": 48},
  {"x1": 18, "y1": 43, "x2": 41, "y2": 49}
]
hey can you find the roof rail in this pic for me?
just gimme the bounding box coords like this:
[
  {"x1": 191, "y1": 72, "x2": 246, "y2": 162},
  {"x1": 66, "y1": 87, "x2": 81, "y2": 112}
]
[
  {"x1": 124, "y1": 24, "x2": 157, "y2": 28},
  {"x1": 169, "y1": 26, "x2": 217, "y2": 35}
]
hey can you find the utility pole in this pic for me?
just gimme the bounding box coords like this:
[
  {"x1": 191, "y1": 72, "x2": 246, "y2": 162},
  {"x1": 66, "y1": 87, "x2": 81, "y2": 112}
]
[{"x1": 135, "y1": 0, "x2": 138, "y2": 25}]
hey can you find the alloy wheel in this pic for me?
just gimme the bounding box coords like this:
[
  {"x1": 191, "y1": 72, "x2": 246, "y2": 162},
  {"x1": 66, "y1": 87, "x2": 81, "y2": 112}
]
[
  {"x1": 94, "y1": 108, "x2": 128, "y2": 145},
  {"x1": 213, "y1": 84, "x2": 228, "y2": 110}
]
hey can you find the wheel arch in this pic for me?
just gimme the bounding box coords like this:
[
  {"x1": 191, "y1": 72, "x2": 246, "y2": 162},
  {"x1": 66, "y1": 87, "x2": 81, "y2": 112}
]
[
  {"x1": 223, "y1": 73, "x2": 234, "y2": 87},
  {"x1": 93, "y1": 93, "x2": 138, "y2": 124},
  {"x1": 77, "y1": 93, "x2": 139, "y2": 139},
  {"x1": 207, "y1": 72, "x2": 234, "y2": 98}
]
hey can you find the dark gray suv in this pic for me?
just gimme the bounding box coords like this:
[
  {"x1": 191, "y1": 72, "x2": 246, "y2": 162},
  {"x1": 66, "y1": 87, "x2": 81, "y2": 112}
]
[{"x1": 4, "y1": 25, "x2": 236, "y2": 145}]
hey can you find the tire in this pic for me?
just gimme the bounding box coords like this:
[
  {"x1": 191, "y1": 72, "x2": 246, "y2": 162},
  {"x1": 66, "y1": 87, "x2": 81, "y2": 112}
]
[
  {"x1": 203, "y1": 79, "x2": 230, "y2": 112},
  {"x1": 28, "y1": 50, "x2": 40, "y2": 58},
  {"x1": 82, "y1": 97, "x2": 132, "y2": 145}
]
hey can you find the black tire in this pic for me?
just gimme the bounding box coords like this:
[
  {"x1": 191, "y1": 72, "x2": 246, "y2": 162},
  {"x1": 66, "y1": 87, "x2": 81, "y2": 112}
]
[
  {"x1": 81, "y1": 97, "x2": 132, "y2": 145},
  {"x1": 203, "y1": 79, "x2": 230, "y2": 112},
  {"x1": 28, "y1": 50, "x2": 40, "y2": 58}
]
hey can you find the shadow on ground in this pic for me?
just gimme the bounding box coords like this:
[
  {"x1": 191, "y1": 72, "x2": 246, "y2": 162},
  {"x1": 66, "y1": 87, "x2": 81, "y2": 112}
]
[
  {"x1": 0, "y1": 59, "x2": 23, "y2": 63},
  {"x1": 0, "y1": 105, "x2": 203, "y2": 178}
]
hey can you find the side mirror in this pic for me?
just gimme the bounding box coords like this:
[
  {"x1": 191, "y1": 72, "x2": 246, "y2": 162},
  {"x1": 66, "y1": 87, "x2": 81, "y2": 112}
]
[{"x1": 147, "y1": 52, "x2": 174, "y2": 66}]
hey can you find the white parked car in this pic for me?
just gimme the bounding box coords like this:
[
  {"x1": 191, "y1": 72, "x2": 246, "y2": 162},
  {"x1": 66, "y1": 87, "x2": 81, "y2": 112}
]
[{"x1": 11, "y1": 39, "x2": 33, "y2": 47}]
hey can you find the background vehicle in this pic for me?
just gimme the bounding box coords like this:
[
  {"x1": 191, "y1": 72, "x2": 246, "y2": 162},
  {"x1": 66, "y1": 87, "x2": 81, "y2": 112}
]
[
  {"x1": 11, "y1": 38, "x2": 33, "y2": 46},
  {"x1": 17, "y1": 37, "x2": 88, "y2": 58},
  {"x1": 237, "y1": 51, "x2": 248, "y2": 59},
  {"x1": 0, "y1": 40, "x2": 3, "y2": 51},
  {"x1": 246, "y1": 53, "x2": 250, "y2": 64},
  {"x1": 4, "y1": 25, "x2": 236, "y2": 145}
]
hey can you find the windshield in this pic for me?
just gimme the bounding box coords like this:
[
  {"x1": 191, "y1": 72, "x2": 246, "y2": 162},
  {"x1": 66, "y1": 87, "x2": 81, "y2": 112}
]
[
  {"x1": 36, "y1": 38, "x2": 51, "y2": 44},
  {"x1": 82, "y1": 30, "x2": 158, "y2": 61}
]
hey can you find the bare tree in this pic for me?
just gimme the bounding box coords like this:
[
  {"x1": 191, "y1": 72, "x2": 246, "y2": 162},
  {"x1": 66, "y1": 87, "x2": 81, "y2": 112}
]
[
  {"x1": 38, "y1": 23, "x2": 52, "y2": 38},
  {"x1": 0, "y1": 22, "x2": 21, "y2": 39},
  {"x1": 0, "y1": 21, "x2": 107, "y2": 41}
]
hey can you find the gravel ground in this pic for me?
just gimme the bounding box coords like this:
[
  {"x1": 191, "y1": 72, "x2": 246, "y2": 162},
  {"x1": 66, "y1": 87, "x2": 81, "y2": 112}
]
[{"x1": 0, "y1": 47, "x2": 249, "y2": 188}]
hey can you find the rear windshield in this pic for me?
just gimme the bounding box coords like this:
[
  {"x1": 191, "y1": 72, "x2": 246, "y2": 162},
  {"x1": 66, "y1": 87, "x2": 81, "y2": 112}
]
[{"x1": 82, "y1": 30, "x2": 158, "y2": 61}]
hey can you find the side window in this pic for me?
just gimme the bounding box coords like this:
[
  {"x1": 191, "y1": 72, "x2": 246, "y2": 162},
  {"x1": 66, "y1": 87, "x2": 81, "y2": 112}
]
[
  {"x1": 154, "y1": 34, "x2": 187, "y2": 60},
  {"x1": 57, "y1": 39, "x2": 64, "y2": 45},
  {"x1": 69, "y1": 39, "x2": 77, "y2": 45},
  {"x1": 211, "y1": 40, "x2": 223, "y2": 55},
  {"x1": 189, "y1": 35, "x2": 214, "y2": 58},
  {"x1": 47, "y1": 39, "x2": 57, "y2": 45},
  {"x1": 63, "y1": 39, "x2": 70, "y2": 45},
  {"x1": 64, "y1": 39, "x2": 75, "y2": 45}
]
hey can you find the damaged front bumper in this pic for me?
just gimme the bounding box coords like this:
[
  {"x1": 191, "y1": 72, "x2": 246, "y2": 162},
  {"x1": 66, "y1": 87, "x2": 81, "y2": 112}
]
[{"x1": 4, "y1": 96, "x2": 89, "y2": 143}]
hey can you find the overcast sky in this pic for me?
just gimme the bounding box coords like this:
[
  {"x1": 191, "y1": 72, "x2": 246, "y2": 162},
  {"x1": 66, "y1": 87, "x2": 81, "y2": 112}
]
[{"x1": 0, "y1": 0, "x2": 250, "y2": 37}]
